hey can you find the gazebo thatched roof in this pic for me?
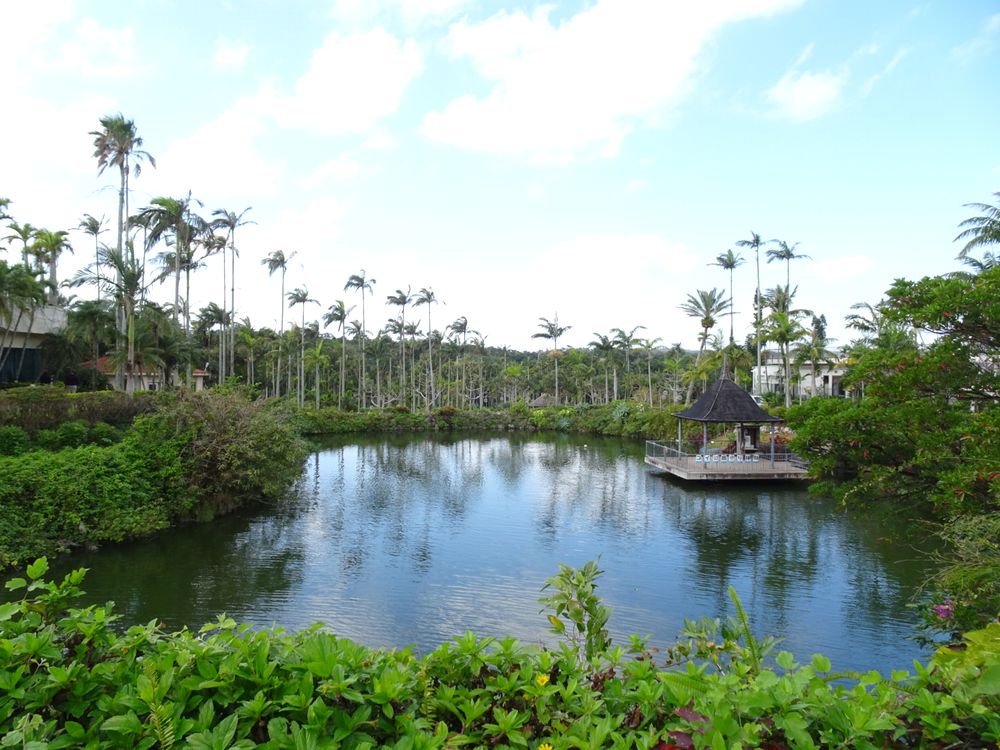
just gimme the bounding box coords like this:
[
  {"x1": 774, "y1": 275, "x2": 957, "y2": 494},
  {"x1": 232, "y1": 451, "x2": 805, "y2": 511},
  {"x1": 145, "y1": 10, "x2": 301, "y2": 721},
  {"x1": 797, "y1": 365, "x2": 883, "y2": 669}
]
[{"x1": 672, "y1": 378, "x2": 782, "y2": 423}]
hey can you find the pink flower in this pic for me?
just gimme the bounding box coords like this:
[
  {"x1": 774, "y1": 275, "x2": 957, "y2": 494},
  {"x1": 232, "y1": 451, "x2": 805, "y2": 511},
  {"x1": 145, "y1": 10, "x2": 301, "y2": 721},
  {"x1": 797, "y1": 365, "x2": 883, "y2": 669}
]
[{"x1": 931, "y1": 600, "x2": 955, "y2": 621}]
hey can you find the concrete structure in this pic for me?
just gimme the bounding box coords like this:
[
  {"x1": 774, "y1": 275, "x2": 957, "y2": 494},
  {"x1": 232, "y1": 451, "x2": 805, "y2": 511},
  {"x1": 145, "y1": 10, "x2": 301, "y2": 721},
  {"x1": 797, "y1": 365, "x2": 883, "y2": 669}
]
[
  {"x1": 84, "y1": 355, "x2": 210, "y2": 392},
  {"x1": 751, "y1": 349, "x2": 851, "y2": 401},
  {"x1": 0, "y1": 305, "x2": 68, "y2": 384}
]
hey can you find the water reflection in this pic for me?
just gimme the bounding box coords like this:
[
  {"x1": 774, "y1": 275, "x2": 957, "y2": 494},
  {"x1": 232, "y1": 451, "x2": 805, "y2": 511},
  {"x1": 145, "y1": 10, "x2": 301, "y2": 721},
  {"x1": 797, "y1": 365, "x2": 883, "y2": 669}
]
[{"x1": 45, "y1": 433, "x2": 934, "y2": 673}]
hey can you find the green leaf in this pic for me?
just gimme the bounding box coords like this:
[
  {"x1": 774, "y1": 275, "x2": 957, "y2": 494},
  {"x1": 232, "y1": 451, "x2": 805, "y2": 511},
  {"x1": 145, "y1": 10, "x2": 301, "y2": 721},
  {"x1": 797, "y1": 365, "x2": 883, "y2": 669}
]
[
  {"x1": 775, "y1": 651, "x2": 796, "y2": 670},
  {"x1": 4, "y1": 578, "x2": 26, "y2": 592},
  {"x1": 973, "y1": 665, "x2": 1000, "y2": 696},
  {"x1": 0, "y1": 603, "x2": 19, "y2": 621},
  {"x1": 547, "y1": 615, "x2": 565, "y2": 634},
  {"x1": 810, "y1": 654, "x2": 832, "y2": 673},
  {"x1": 26, "y1": 558, "x2": 49, "y2": 581}
]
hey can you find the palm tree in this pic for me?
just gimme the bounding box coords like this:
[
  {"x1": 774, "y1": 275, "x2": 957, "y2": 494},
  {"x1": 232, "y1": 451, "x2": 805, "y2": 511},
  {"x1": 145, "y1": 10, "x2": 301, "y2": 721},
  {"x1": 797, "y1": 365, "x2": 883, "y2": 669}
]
[
  {"x1": 344, "y1": 270, "x2": 376, "y2": 406},
  {"x1": 413, "y1": 287, "x2": 440, "y2": 409},
  {"x1": 212, "y1": 207, "x2": 254, "y2": 376},
  {"x1": 639, "y1": 336, "x2": 662, "y2": 406},
  {"x1": 288, "y1": 287, "x2": 318, "y2": 407},
  {"x1": 767, "y1": 239, "x2": 810, "y2": 290},
  {"x1": 31, "y1": 229, "x2": 73, "y2": 304},
  {"x1": 735, "y1": 231, "x2": 765, "y2": 394},
  {"x1": 3, "y1": 221, "x2": 36, "y2": 267},
  {"x1": 66, "y1": 299, "x2": 115, "y2": 385},
  {"x1": 70, "y1": 245, "x2": 149, "y2": 393},
  {"x1": 322, "y1": 299, "x2": 354, "y2": 408},
  {"x1": 794, "y1": 315, "x2": 837, "y2": 398},
  {"x1": 954, "y1": 192, "x2": 1000, "y2": 258},
  {"x1": 679, "y1": 288, "x2": 731, "y2": 403},
  {"x1": 589, "y1": 332, "x2": 616, "y2": 403},
  {"x1": 762, "y1": 311, "x2": 807, "y2": 407},
  {"x1": 133, "y1": 194, "x2": 203, "y2": 329},
  {"x1": 90, "y1": 114, "x2": 155, "y2": 265},
  {"x1": 449, "y1": 315, "x2": 473, "y2": 407},
  {"x1": 532, "y1": 314, "x2": 571, "y2": 404},
  {"x1": 386, "y1": 286, "x2": 412, "y2": 402},
  {"x1": 0, "y1": 262, "x2": 47, "y2": 379},
  {"x1": 78, "y1": 214, "x2": 108, "y2": 301},
  {"x1": 262, "y1": 250, "x2": 295, "y2": 396},
  {"x1": 304, "y1": 341, "x2": 326, "y2": 409},
  {"x1": 710, "y1": 249, "x2": 744, "y2": 345}
]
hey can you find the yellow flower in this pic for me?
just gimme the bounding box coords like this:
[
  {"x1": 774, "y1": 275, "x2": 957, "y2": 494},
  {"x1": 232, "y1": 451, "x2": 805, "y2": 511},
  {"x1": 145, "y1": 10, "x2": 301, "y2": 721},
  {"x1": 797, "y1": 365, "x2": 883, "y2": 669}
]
[
  {"x1": 535, "y1": 674, "x2": 550, "y2": 687},
  {"x1": 538, "y1": 744, "x2": 553, "y2": 750}
]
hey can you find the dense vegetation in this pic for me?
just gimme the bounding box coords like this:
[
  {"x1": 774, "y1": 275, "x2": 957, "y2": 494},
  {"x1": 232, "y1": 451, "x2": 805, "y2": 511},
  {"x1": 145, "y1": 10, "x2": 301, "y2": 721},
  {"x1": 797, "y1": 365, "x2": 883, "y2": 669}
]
[
  {"x1": 788, "y1": 267, "x2": 1000, "y2": 635},
  {"x1": 0, "y1": 390, "x2": 307, "y2": 569},
  {"x1": 2, "y1": 559, "x2": 998, "y2": 749}
]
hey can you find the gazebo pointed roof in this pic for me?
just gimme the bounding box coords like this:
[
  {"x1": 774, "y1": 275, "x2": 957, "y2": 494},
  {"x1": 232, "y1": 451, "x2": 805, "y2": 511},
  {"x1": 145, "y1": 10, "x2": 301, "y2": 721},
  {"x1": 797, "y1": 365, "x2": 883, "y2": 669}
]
[{"x1": 672, "y1": 378, "x2": 782, "y2": 423}]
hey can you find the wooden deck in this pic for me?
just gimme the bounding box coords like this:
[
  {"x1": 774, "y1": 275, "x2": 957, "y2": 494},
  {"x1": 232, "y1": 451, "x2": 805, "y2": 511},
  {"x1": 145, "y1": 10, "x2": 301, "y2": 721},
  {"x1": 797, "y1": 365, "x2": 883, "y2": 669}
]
[{"x1": 645, "y1": 441, "x2": 810, "y2": 481}]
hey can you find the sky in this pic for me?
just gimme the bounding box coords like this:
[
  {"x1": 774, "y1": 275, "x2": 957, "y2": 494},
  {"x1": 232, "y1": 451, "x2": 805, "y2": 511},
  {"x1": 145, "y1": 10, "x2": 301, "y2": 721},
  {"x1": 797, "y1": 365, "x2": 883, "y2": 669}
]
[{"x1": 3, "y1": 0, "x2": 999, "y2": 353}]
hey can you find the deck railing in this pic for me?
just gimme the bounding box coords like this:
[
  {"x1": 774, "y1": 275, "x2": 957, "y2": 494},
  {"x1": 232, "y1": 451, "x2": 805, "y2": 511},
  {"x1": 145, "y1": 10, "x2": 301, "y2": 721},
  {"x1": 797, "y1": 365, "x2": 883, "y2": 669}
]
[{"x1": 645, "y1": 441, "x2": 809, "y2": 471}]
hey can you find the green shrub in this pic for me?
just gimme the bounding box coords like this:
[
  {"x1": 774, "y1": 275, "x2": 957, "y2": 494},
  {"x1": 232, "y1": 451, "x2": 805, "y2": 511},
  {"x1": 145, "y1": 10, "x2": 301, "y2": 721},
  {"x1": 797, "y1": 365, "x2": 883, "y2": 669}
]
[
  {"x1": 87, "y1": 420, "x2": 120, "y2": 446},
  {"x1": 55, "y1": 420, "x2": 90, "y2": 448},
  {"x1": 0, "y1": 425, "x2": 28, "y2": 456},
  {"x1": 1, "y1": 559, "x2": 998, "y2": 749}
]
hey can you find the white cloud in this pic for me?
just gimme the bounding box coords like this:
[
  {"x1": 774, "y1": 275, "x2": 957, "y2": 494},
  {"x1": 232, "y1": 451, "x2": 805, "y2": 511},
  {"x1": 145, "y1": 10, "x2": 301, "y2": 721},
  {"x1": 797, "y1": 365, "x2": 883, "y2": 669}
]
[
  {"x1": 54, "y1": 17, "x2": 138, "y2": 78},
  {"x1": 302, "y1": 152, "x2": 370, "y2": 188},
  {"x1": 767, "y1": 52, "x2": 848, "y2": 121},
  {"x1": 153, "y1": 96, "x2": 285, "y2": 203},
  {"x1": 952, "y1": 12, "x2": 1000, "y2": 60},
  {"x1": 422, "y1": 0, "x2": 803, "y2": 162},
  {"x1": 332, "y1": 0, "x2": 470, "y2": 27},
  {"x1": 214, "y1": 38, "x2": 251, "y2": 71},
  {"x1": 861, "y1": 48, "x2": 907, "y2": 96},
  {"x1": 270, "y1": 28, "x2": 423, "y2": 136}
]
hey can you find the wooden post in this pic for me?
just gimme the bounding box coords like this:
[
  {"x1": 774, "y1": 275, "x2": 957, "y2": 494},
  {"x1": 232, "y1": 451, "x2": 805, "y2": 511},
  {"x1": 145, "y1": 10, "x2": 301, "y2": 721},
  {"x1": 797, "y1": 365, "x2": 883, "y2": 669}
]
[{"x1": 677, "y1": 419, "x2": 682, "y2": 453}]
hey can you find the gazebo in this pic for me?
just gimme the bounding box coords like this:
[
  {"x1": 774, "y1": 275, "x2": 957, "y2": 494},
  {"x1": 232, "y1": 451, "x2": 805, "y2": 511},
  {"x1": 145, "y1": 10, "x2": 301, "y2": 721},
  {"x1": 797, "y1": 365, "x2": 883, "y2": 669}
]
[{"x1": 644, "y1": 378, "x2": 808, "y2": 480}]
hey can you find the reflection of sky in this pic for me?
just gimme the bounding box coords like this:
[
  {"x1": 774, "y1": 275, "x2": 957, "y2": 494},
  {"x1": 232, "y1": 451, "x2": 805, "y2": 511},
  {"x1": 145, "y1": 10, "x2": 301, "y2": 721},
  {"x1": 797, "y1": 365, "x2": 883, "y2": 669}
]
[{"x1": 44, "y1": 434, "x2": 936, "y2": 674}]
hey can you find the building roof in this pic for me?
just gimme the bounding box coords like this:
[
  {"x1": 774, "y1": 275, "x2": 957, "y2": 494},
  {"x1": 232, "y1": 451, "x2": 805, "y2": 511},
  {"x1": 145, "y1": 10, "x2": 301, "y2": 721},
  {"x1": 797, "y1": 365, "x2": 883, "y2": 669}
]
[{"x1": 672, "y1": 377, "x2": 783, "y2": 423}]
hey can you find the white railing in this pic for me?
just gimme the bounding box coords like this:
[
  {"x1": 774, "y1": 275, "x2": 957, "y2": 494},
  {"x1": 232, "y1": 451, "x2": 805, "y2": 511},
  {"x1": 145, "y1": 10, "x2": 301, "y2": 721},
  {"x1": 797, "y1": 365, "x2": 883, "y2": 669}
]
[{"x1": 645, "y1": 441, "x2": 808, "y2": 470}]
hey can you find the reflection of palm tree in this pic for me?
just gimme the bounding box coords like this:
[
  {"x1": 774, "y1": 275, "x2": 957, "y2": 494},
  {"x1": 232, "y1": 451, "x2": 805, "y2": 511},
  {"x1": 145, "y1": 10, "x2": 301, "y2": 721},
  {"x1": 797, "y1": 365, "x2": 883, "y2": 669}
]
[
  {"x1": 710, "y1": 249, "x2": 744, "y2": 345},
  {"x1": 345, "y1": 270, "x2": 376, "y2": 406},
  {"x1": 532, "y1": 314, "x2": 571, "y2": 404},
  {"x1": 767, "y1": 239, "x2": 810, "y2": 290},
  {"x1": 414, "y1": 287, "x2": 440, "y2": 409},
  {"x1": 679, "y1": 288, "x2": 730, "y2": 403},
  {"x1": 322, "y1": 299, "x2": 354, "y2": 409},
  {"x1": 736, "y1": 232, "x2": 765, "y2": 394}
]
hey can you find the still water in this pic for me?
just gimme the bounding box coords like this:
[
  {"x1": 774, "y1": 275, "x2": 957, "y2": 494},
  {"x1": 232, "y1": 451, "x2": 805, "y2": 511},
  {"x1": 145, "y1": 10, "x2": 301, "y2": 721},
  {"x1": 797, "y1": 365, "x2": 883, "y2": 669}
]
[{"x1": 50, "y1": 433, "x2": 934, "y2": 674}]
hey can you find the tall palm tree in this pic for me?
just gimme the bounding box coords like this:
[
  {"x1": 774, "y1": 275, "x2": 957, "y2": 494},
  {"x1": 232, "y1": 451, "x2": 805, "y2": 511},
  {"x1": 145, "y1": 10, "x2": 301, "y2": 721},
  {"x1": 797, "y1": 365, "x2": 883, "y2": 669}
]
[
  {"x1": 261, "y1": 250, "x2": 295, "y2": 395},
  {"x1": 70, "y1": 245, "x2": 149, "y2": 393},
  {"x1": 589, "y1": 332, "x2": 616, "y2": 403},
  {"x1": 532, "y1": 314, "x2": 571, "y2": 404},
  {"x1": 90, "y1": 114, "x2": 155, "y2": 266},
  {"x1": 711, "y1": 249, "x2": 744, "y2": 345},
  {"x1": 78, "y1": 214, "x2": 108, "y2": 301},
  {"x1": 413, "y1": 287, "x2": 439, "y2": 409},
  {"x1": 66, "y1": 299, "x2": 115, "y2": 385},
  {"x1": 3, "y1": 221, "x2": 36, "y2": 267},
  {"x1": 954, "y1": 192, "x2": 1000, "y2": 258},
  {"x1": 767, "y1": 239, "x2": 810, "y2": 290},
  {"x1": 345, "y1": 270, "x2": 376, "y2": 406},
  {"x1": 31, "y1": 229, "x2": 73, "y2": 304},
  {"x1": 762, "y1": 311, "x2": 807, "y2": 408},
  {"x1": 322, "y1": 299, "x2": 354, "y2": 409},
  {"x1": 735, "y1": 231, "x2": 765, "y2": 394},
  {"x1": 288, "y1": 287, "x2": 318, "y2": 407},
  {"x1": 639, "y1": 336, "x2": 662, "y2": 406},
  {"x1": 679, "y1": 288, "x2": 731, "y2": 403},
  {"x1": 386, "y1": 286, "x2": 412, "y2": 401},
  {"x1": 212, "y1": 207, "x2": 254, "y2": 376}
]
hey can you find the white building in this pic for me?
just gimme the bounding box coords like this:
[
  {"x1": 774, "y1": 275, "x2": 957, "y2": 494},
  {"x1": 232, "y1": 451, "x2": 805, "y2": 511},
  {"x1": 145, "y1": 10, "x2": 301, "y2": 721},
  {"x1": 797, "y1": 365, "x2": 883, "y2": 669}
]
[
  {"x1": 0, "y1": 304, "x2": 68, "y2": 384},
  {"x1": 751, "y1": 349, "x2": 851, "y2": 401}
]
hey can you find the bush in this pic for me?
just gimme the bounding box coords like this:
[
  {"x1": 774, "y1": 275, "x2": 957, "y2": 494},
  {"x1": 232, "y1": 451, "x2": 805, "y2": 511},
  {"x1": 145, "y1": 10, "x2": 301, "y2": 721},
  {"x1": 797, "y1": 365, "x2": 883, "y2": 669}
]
[
  {"x1": 0, "y1": 425, "x2": 28, "y2": 456},
  {"x1": 1, "y1": 559, "x2": 998, "y2": 749}
]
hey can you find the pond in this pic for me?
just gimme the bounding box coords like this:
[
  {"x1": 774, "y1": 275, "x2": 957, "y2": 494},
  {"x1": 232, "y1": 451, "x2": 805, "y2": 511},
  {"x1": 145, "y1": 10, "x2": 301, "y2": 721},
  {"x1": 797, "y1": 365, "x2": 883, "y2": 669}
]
[{"x1": 49, "y1": 433, "x2": 935, "y2": 674}]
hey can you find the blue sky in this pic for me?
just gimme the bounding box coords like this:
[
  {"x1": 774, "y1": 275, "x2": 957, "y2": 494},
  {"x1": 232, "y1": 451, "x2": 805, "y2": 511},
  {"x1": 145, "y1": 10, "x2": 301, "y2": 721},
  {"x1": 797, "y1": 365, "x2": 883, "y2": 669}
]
[{"x1": 3, "y1": 0, "x2": 999, "y2": 352}]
